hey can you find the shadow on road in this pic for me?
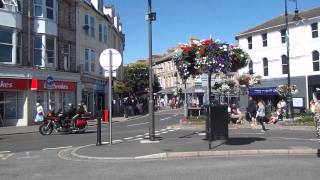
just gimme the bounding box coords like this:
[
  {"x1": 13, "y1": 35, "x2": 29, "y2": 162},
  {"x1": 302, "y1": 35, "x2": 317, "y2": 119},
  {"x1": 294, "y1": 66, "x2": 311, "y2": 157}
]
[{"x1": 225, "y1": 137, "x2": 266, "y2": 145}]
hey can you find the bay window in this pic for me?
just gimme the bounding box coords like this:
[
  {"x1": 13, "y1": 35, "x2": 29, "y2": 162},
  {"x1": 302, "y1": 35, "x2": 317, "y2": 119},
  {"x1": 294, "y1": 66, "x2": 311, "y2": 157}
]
[{"x1": 0, "y1": 28, "x2": 21, "y2": 64}]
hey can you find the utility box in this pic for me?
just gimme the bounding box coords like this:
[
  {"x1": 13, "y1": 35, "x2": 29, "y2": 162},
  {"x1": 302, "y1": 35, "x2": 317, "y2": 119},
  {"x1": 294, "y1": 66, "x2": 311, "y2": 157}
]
[
  {"x1": 103, "y1": 109, "x2": 109, "y2": 123},
  {"x1": 206, "y1": 105, "x2": 229, "y2": 140}
]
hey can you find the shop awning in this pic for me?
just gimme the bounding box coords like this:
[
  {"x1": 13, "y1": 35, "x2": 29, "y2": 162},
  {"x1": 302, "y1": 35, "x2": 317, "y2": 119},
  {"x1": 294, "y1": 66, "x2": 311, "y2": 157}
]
[{"x1": 249, "y1": 87, "x2": 278, "y2": 96}]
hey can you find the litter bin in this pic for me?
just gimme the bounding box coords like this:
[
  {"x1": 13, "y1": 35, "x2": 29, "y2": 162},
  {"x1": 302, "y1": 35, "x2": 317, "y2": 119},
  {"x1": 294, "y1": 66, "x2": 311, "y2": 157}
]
[
  {"x1": 206, "y1": 105, "x2": 229, "y2": 140},
  {"x1": 103, "y1": 109, "x2": 109, "y2": 123}
]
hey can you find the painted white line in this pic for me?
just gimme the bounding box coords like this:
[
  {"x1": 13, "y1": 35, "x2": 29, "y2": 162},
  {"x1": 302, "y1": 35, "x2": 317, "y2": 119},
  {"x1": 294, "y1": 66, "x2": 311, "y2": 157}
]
[
  {"x1": 155, "y1": 131, "x2": 160, "y2": 133},
  {"x1": 198, "y1": 133, "x2": 206, "y2": 136},
  {"x1": 155, "y1": 133, "x2": 160, "y2": 136},
  {"x1": 0, "y1": 151, "x2": 11, "y2": 153},
  {"x1": 234, "y1": 133, "x2": 264, "y2": 135},
  {"x1": 140, "y1": 139, "x2": 160, "y2": 144},
  {"x1": 160, "y1": 131, "x2": 168, "y2": 134},
  {"x1": 124, "y1": 137, "x2": 134, "y2": 140},
  {"x1": 144, "y1": 133, "x2": 149, "y2": 135},
  {"x1": 134, "y1": 138, "x2": 143, "y2": 141},
  {"x1": 127, "y1": 122, "x2": 149, "y2": 127},
  {"x1": 168, "y1": 129, "x2": 175, "y2": 132},
  {"x1": 160, "y1": 128, "x2": 167, "y2": 131},
  {"x1": 135, "y1": 135, "x2": 143, "y2": 138},
  {"x1": 0, "y1": 153, "x2": 14, "y2": 160},
  {"x1": 160, "y1": 117, "x2": 171, "y2": 121},
  {"x1": 42, "y1": 146, "x2": 73, "y2": 151}
]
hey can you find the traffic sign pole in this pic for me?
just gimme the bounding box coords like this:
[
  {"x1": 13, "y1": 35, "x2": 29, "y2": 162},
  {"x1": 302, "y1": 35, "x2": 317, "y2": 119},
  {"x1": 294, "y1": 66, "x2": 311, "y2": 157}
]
[{"x1": 109, "y1": 49, "x2": 113, "y2": 145}]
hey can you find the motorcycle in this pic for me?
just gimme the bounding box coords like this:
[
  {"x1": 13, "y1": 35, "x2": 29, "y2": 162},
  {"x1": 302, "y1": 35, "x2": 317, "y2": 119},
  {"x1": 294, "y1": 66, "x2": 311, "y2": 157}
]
[{"x1": 39, "y1": 111, "x2": 91, "y2": 135}]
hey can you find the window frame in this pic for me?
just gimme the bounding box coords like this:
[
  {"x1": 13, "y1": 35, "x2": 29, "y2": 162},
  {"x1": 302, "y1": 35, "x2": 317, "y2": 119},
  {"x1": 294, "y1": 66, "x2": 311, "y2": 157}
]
[
  {"x1": 311, "y1": 22, "x2": 318, "y2": 38},
  {"x1": 280, "y1": 29, "x2": 286, "y2": 44},
  {"x1": 45, "y1": 35, "x2": 55, "y2": 64},
  {"x1": 0, "y1": 28, "x2": 13, "y2": 63},
  {"x1": 248, "y1": 60, "x2": 253, "y2": 74},
  {"x1": 33, "y1": 35, "x2": 43, "y2": 66},
  {"x1": 262, "y1": 33, "x2": 268, "y2": 47},
  {"x1": 34, "y1": 0, "x2": 56, "y2": 21},
  {"x1": 84, "y1": 48, "x2": 95, "y2": 72},
  {"x1": 98, "y1": 24, "x2": 103, "y2": 42},
  {"x1": 247, "y1": 36, "x2": 252, "y2": 49},
  {"x1": 312, "y1": 50, "x2": 319, "y2": 71},
  {"x1": 263, "y1": 57, "x2": 268, "y2": 76},
  {"x1": 281, "y1": 55, "x2": 288, "y2": 74}
]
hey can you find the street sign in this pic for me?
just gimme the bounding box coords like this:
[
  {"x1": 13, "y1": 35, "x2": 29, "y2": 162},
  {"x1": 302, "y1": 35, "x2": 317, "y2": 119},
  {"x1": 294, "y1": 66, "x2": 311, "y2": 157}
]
[{"x1": 99, "y1": 49, "x2": 122, "y2": 71}]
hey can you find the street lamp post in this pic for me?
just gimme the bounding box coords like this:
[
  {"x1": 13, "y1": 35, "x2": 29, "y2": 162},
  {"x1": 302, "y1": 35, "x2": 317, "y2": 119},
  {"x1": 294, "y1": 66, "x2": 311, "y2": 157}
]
[
  {"x1": 146, "y1": 0, "x2": 156, "y2": 140},
  {"x1": 284, "y1": 0, "x2": 294, "y2": 120}
]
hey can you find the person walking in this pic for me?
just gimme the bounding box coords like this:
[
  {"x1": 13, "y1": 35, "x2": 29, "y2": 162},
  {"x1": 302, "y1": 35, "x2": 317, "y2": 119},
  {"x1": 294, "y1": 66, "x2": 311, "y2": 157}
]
[
  {"x1": 256, "y1": 100, "x2": 267, "y2": 132},
  {"x1": 34, "y1": 102, "x2": 44, "y2": 123},
  {"x1": 247, "y1": 96, "x2": 257, "y2": 126}
]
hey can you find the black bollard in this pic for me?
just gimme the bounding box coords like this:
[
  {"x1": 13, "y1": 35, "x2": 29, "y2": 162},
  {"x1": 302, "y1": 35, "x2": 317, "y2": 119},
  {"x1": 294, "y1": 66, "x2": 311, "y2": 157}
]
[{"x1": 96, "y1": 111, "x2": 102, "y2": 146}]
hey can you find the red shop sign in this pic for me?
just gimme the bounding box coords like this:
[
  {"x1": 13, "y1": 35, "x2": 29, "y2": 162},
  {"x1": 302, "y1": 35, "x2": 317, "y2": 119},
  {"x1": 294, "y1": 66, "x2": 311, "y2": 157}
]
[
  {"x1": 0, "y1": 78, "x2": 29, "y2": 90},
  {"x1": 31, "y1": 79, "x2": 76, "y2": 91}
]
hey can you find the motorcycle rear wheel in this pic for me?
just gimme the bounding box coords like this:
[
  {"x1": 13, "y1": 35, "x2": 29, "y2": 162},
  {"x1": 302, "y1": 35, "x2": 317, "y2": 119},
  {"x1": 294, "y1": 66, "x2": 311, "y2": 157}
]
[{"x1": 39, "y1": 123, "x2": 53, "y2": 135}]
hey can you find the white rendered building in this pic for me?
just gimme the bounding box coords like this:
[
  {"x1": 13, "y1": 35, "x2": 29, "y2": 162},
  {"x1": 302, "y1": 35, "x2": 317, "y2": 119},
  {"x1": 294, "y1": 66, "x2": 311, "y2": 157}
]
[{"x1": 236, "y1": 7, "x2": 320, "y2": 109}]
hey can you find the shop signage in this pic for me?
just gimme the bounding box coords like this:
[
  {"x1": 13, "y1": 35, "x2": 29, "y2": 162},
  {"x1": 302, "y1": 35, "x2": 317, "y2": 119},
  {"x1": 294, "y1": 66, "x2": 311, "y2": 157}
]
[
  {"x1": 46, "y1": 76, "x2": 54, "y2": 89},
  {"x1": 249, "y1": 87, "x2": 278, "y2": 96},
  {"x1": 0, "y1": 78, "x2": 28, "y2": 90},
  {"x1": 31, "y1": 79, "x2": 76, "y2": 91}
]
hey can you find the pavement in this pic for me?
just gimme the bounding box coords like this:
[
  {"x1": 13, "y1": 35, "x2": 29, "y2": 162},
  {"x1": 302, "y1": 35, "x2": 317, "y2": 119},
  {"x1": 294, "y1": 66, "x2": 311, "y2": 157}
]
[{"x1": 1, "y1": 114, "x2": 320, "y2": 160}]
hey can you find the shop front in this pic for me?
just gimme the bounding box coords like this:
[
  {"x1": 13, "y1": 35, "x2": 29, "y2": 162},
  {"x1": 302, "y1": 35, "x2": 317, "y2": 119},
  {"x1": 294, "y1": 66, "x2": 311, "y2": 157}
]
[
  {"x1": 30, "y1": 78, "x2": 77, "y2": 117},
  {"x1": 0, "y1": 78, "x2": 29, "y2": 126}
]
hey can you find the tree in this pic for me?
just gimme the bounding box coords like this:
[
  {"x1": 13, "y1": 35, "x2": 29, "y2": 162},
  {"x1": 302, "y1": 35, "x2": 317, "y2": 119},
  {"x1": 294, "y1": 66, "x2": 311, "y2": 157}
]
[{"x1": 123, "y1": 63, "x2": 161, "y2": 95}]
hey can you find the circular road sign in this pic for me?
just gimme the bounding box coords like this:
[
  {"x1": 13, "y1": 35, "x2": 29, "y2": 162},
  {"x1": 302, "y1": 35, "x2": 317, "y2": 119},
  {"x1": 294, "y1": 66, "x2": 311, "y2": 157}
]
[{"x1": 99, "y1": 49, "x2": 122, "y2": 71}]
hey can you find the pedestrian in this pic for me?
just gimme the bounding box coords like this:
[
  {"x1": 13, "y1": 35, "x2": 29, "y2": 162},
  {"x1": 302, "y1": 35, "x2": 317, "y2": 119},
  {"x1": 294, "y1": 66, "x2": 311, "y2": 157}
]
[
  {"x1": 256, "y1": 100, "x2": 267, "y2": 132},
  {"x1": 34, "y1": 102, "x2": 44, "y2": 123},
  {"x1": 247, "y1": 96, "x2": 257, "y2": 126}
]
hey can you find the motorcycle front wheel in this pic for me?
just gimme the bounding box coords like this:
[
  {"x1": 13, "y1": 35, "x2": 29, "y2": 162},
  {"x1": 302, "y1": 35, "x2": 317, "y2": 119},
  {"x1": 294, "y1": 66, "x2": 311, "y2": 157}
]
[{"x1": 39, "y1": 123, "x2": 53, "y2": 135}]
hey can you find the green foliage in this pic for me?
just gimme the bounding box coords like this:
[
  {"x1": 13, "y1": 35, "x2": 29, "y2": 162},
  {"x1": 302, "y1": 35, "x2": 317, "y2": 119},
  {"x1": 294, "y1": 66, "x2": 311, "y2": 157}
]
[
  {"x1": 123, "y1": 63, "x2": 161, "y2": 94},
  {"x1": 296, "y1": 115, "x2": 314, "y2": 123}
]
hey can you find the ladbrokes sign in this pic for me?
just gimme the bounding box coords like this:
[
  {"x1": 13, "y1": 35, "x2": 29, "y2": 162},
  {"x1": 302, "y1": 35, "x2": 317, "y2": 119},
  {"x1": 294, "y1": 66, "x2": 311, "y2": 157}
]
[{"x1": 0, "y1": 78, "x2": 28, "y2": 90}]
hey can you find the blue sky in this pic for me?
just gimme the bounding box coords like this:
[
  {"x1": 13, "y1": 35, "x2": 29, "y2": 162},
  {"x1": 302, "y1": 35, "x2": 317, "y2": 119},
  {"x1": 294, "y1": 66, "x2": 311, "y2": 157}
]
[{"x1": 105, "y1": 0, "x2": 320, "y2": 64}]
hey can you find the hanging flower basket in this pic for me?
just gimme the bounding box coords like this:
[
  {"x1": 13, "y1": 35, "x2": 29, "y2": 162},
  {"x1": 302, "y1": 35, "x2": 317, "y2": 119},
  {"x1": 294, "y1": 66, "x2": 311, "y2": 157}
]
[
  {"x1": 237, "y1": 74, "x2": 261, "y2": 88},
  {"x1": 173, "y1": 38, "x2": 250, "y2": 80}
]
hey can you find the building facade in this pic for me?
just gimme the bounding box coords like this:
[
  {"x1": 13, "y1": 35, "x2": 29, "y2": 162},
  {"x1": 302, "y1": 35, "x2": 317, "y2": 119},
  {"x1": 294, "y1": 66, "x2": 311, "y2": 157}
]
[
  {"x1": 76, "y1": 0, "x2": 125, "y2": 116},
  {"x1": 236, "y1": 7, "x2": 320, "y2": 108},
  {"x1": 0, "y1": 0, "x2": 125, "y2": 126}
]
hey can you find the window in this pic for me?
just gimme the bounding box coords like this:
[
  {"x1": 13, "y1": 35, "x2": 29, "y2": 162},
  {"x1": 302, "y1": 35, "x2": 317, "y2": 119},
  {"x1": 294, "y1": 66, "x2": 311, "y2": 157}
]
[
  {"x1": 90, "y1": 16, "x2": 95, "y2": 37},
  {"x1": 263, "y1": 58, "x2": 268, "y2": 76},
  {"x1": 63, "y1": 44, "x2": 70, "y2": 71},
  {"x1": 248, "y1": 60, "x2": 253, "y2": 74},
  {"x1": 311, "y1": 23, "x2": 318, "y2": 38},
  {"x1": 84, "y1": 14, "x2": 95, "y2": 37},
  {"x1": 281, "y1": 29, "x2": 286, "y2": 44},
  {"x1": 99, "y1": 24, "x2": 102, "y2": 42},
  {"x1": 0, "y1": 28, "x2": 12, "y2": 63},
  {"x1": 84, "y1": 15, "x2": 89, "y2": 35},
  {"x1": 16, "y1": 32, "x2": 21, "y2": 64},
  {"x1": 262, "y1": 33, "x2": 267, "y2": 47},
  {"x1": 85, "y1": 49, "x2": 89, "y2": 71},
  {"x1": 84, "y1": 48, "x2": 95, "y2": 72},
  {"x1": 103, "y1": 25, "x2": 107, "y2": 43},
  {"x1": 34, "y1": 0, "x2": 43, "y2": 17},
  {"x1": 34, "y1": 35, "x2": 42, "y2": 66},
  {"x1": 34, "y1": 0, "x2": 56, "y2": 20},
  {"x1": 247, "y1": 36, "x2": 252, "y2": 49},
  {"x1": 91, "y1": 49, "x2": 95, "y2": 72},
  {"x1": 312, "y1": 51, "x2": 319, "y2": 71},
  {"x1": 281, "y1": 55, "x2": 288, "y2": 74},
  {"x1": 99, "y1": 65, "x2": 103, "y2": 76},
  {"x1": 46, "y1": 36, "x2": 55, "y2": 64},
  {"x1": 34, "y1": 34, "x2": 56, "y2": 67},
  {"x1": 46, "y1": 0, "x2": 54, "y2": 20},
  {"x1": 0, "y1": 1, "x2": 3, "y2": 8}
]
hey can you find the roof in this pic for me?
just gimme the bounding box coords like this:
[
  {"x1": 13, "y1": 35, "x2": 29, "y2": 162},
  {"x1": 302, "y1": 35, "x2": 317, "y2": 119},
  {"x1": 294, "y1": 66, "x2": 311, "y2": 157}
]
[{"x1": 236, "y1": 6, "x2": 320, "y2": 39}]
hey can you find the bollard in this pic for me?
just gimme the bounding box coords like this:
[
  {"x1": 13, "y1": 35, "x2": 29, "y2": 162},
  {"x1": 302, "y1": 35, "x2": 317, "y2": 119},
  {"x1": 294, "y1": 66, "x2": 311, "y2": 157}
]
[{"x1": 96, "y1": 111, "x2": 102, "y2": 146}]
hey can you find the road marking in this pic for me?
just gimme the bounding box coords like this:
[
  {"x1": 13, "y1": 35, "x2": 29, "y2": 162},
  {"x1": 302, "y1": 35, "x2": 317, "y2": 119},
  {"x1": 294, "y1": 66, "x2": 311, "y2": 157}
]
[
  {"x1": 42, "y1": 146, "x2": 73, "y2": 150},
  {"x1": 155, "y1": 133, "x2": 160, "y2": 136},
  {"x1": 124, "y1": 137, "x2": 134, "y2": 140},
  {"x1": 0, "y1": 153, "x2": 14, "y2": 160},
  {"x1": 127, "y1": 122, "x2": 149, "y2": 127},
  {"x1": 16, "y1": 152, "x2": 39, "y2": 160},
  {"x1": 160, "y1": 117, "x2": 171, "y2": 121},
  {"x1": 133, "y1": 138, "x2": 143, "y2": 141},
  {"x1": 135, "y1": 135, "x2": 143, "y2": 138},
  {"x1": 0, "y1": 151, "x2": 11, "y2": 153}
]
